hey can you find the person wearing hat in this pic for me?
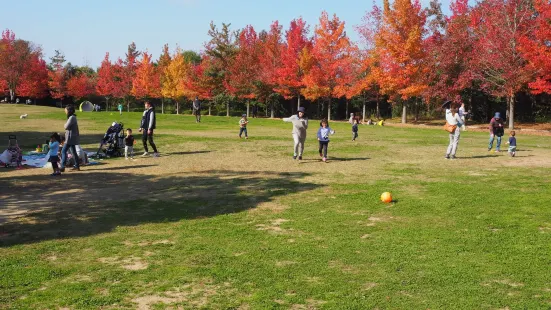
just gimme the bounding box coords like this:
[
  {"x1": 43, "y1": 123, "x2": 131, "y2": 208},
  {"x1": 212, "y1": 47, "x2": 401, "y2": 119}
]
[
  {"x1": 488, "y1": 112, "x2": 505, "y2": 152},
  {"x1": 283, "y1": 106, "x2": 308, "y2": 160},
  {"x1": 139, "y1": 101, "x2": 159, "y2": 157},
  {"x1": 239, "y1": 114, "x2": 249, "y2": 139}
]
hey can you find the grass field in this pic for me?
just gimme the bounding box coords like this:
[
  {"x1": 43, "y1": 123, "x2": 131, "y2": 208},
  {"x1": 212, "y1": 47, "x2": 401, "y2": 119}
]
[{"x1": 1, "y1": 105, "x2": 550, "y2": 309}]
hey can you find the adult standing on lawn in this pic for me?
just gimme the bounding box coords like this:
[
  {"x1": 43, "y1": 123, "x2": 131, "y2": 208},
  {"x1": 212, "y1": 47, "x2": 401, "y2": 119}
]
[
  {"x1": 444, "y1": 103, "x2": 463, "y2": 160},
  {"x1": 283, "y1": 106, "x2": 308, "y2": 160},
  {"x1": 488, "y1": 112, "x2": 505, "y2": 152},
  {"x1": 193, "y1": 97, "x2": 201, "y2": 123},
  {"x1": 118, "y1": 103, "x2": 123, "y2": 115},
  {"x1": 60, "y1": 104, "x2": 81, "y2": 171},
  {"x1": 139, "y1": 101, "x2": 159, "y2": 157}
]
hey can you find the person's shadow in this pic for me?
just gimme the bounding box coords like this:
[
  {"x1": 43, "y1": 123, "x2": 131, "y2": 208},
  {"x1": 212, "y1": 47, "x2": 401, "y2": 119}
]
[{"x1": 0, "y1": 170, "x2": 319, "y2": 247}]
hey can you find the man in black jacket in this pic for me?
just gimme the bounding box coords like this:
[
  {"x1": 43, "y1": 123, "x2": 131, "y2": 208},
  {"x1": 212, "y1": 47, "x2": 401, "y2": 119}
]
[
  {"x1": 139, "y1": 101, "x2": 159, "y2": 157},
  {"x1": 193, "y1": 97, "x2": 201, "y2": 123}
]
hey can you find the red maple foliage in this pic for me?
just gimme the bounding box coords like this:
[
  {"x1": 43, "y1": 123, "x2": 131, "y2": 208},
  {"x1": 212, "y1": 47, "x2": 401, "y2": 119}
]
[
  {"x1": 228, "y1": 25, "x2": 261, "y2": 99},
  {"x1": 132, "y1": 52, "x2": 161, "y2": 99},
  {"x1": 48, "y1": 64, "x2": 68, "y2": 102},
  {"x1": 67, "y1": 73, "x2": 96, "y2": 101},
  {"x1": 18, "y1": 53, "x2": 49, "y2": 99}
]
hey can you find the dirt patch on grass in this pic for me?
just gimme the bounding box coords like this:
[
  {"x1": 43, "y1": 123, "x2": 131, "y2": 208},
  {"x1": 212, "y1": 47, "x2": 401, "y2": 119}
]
[
  {"x1": 98, "y1": 256, "x2": 148, "y2": 271},
  {"x1": 131, "y1": 279, "x2": 233, "y2": 309},
  {"x1": 256, "y1": 218, "x2": 292, "y2": 234},
  {"x1": 275, "y1": 261, "x2": 298, "y2": 267}
]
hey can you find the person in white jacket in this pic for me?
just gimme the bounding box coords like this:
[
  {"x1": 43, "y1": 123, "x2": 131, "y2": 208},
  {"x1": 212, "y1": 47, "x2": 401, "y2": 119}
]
[
  {"x1": 445, "y1": 105, "x2": 463, "y2": 160},
  {"x1": 283, "y1": 107, "x2": 308, "y2": 160}
]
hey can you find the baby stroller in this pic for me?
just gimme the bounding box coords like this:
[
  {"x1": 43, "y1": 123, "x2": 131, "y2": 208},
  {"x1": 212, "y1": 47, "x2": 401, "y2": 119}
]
[
  {"x1": 0, "y1": 135, "x2": 23, "y2": 168},
  {"x1": 96, "y1": 122, "x2": 125, "y2": 158}
]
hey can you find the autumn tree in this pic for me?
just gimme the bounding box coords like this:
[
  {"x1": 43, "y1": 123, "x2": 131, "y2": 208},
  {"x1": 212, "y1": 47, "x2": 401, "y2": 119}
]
[
  {"x1": 48, "y1": 50, "x2": 68, "y2": 105},
  {"x1": 257, "y1": 21, "x2": 283, "y2": 117},
  {"x1": 519, "y1": 0, "x2": 551, "y2": 94},
  {"x1": 96, "y1": 53, "x2": 116, "y2": 110},
  {"x1": 373, "y1": 0, "x2": 428, "y2": 123},
  {"x1": 470, "y1": 0, "x2": 536, "y2": 129},
  {"x1": 18, "y1": 53, "x2": 49, "y2": 101},
  {"x1": 161, "y1": 49, "x2": 190, "y2": 114},
  {"x1": 123, "y1": 42, "x2": 141, "y2": 111},
  {"x1": 132, "y1": 52, "x2": 161, "y2": 101},
  {"x1": 204, "y1": 22, "x2": 238, "y2": 116},
  {"x1": 228, "y1": 25, "x2": 262, "y2": 116},
  {"x1": 157, "y1": 44, "x2": 172, "y2": 113},
  {"x1": 0, "y1": 29, "x2": 42, "y2": 102},
  {"x1": 67, "y1": 72, "x2": 96, "y2": 101},
  {"x1": 275, "y1": 18, "x2": 309, "y2": 110},
  {"x1": 302, "y1": 12, "x2": 355, "y2": 120}
]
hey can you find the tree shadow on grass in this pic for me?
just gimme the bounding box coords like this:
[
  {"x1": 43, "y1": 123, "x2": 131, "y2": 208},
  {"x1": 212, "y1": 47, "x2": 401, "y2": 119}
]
[
  {"x1": 470, "y1": 155, "x2": 499, "y2": 159},
  {"x1": 0, "y1": 170, "x2": 318, "y2": 247},
  {"x1": 165, "y1": 151, "x2": 212, "y2": 156}
]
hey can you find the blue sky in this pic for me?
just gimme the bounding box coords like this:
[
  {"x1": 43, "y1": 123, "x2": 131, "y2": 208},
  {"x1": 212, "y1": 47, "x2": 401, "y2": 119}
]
[{"x1": 3, "y1": 0, "x2": 452, "y2": 68}]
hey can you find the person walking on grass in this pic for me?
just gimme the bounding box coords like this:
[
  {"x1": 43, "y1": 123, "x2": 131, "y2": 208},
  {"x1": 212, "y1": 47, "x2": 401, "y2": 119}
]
[
  {"x1": 488, "y1": 112, "x2": 505, "y2": 152},
  {"x1": 139, "y1": 101, "x2": 159, "y2": 157},
  {"x1": 506, "y1": 130, "x2": 517, "y2": 157},
  {"x1": 445, "y1": 104, "x2": 463, "y2": 160},
  {"x1": 60, "y1": 104, "x2": 81, "y2": 172},
  {"x1": 459, "y1": 102, "x2": 468, "y2": 131},
  {"x1": 317, "y1": 119, "x2": 335, "y2": 162},
  {"x1": 352, "y1": 118, "x2": 359, "y2": 141},
  {"x1": 118, "y1": 103, "x2": 123, "y2": 116},
  {"x1": 48, "y1": 133, "x2": 61, "y2": 176},
  {"x1": 193, "y1": 97, "x2": 201, "y2": 123},
  {"x1": 239, "y1": 114, "x2": 249, "y2": 139},
  {"x1": 283, "y1": 106, "x2": 308, "y2": 160}
]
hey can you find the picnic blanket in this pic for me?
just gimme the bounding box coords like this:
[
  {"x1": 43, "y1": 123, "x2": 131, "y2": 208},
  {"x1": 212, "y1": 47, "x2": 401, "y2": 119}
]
[{"x1": 22, "y1": 151, "x2": 99, "y2": 168}]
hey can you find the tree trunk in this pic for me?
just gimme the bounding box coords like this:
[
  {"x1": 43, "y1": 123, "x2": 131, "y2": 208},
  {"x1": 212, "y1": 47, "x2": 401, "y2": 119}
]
[
  {"x1": 127, "y1": 98, "x2": 130, "y2": 112},
  {"x1": 208, "y1": 102, "x2": 212, "y2": 116},
  {"x1": 226, "y1": 102, "x2": 230, "y2": 117},
  {"x1": 327, "y1": 99, "x2": 331, "y2": 121},
  {"x1": 414, "y1": 98, "x2": 419, "y2": 122},
  {"x1": 106, "y1": 97, "x2": 109, "y2": 111},
  {"x1": 247, "y1": 100, "x2": 250, "y2": 117},
  {"x1": 9, "y1": 89, "x2": 14, "y2": 102},
  {"x1": 508, "y1": 94, "x2": 515, "y2": 130},
  {"x1": 176, "y1": 101, "x2": 179, "y2": 115},
  {"x1": 376, "y1": 96, "x2": 380, "y2": 119},
  {"x1": 297, "y1": 95, "x2": 301, "y2": 110},
  {"x1": 401, "y1": 102, "x2": 407, "y2": 124},
  {"x1": 270, "y1": 102, "x2": 275, "y2": 118},
  {"x1": 345, "y1": 99, "x2": 349, "y2": 119},
  {"x1": 161, "y1": 98, "x2": 164, "y2": 114},
  {"x1": 362, "y1": 101, "x2": 366, "y2": 123}
]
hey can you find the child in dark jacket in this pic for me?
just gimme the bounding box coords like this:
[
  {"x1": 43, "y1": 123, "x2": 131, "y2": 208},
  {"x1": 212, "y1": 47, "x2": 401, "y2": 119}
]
[
  {"x1": 506, "y1": 130, "x2": 517, "y2": 157},
  {"x1": 352, "y1": 119, "x2": 359, "y2": 141},
  {"x1": 317, "y1": 119, "x2": 335, "y2": 162}
]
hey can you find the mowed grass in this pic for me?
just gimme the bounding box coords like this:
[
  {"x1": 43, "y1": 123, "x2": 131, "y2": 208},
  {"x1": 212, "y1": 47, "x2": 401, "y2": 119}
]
[{"x1": 0, "y1": 105, "x2": 550, "y2": 309}]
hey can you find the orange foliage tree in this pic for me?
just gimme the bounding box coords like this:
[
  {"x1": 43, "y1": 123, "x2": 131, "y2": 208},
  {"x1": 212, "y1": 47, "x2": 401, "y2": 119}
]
[
  {"x1": 373, "y1": 0, "x2": 428, "y2": 123},
  {"x1": 131, "y1": 52, "x2": 161, "y2": 102}
]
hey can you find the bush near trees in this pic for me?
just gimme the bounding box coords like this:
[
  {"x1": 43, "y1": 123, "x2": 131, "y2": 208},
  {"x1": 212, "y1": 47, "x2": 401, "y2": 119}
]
[{"x1": 2, "y1": 0, "x2": 551, "y2": 126}]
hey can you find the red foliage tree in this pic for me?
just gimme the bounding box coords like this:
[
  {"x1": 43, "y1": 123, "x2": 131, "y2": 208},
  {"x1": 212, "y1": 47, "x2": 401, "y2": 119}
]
[
  {"x1": 469, "y1": 0, "x2": 536, "y2": 129},
  {"x1": 274, "y1": 18, "x2": 309, "y2": 109},
  {"x1": 48, "y1": 64, "x2": 68, "y2": 104},
  {"x1": 228, "y1": 25, "x2": 260, "y2": 101},
  {"x1": 0, "y1": 29, "x2": 40, "y2": 102},
  {"x1": 132, "y1": 52, "x2": 161, "y2": 100},
  {"x1": 96, "y1": 53, "x2": 115, "y2": 110},
  {"x1": 18, "y1": 53, "x2": 49, "y2": 100},
  {"x1": 519, "y1": 0, "x2": 551, "y2": 94},
  {"x1": 67, "y1": 73, "x2": 96, "y2": 101}
]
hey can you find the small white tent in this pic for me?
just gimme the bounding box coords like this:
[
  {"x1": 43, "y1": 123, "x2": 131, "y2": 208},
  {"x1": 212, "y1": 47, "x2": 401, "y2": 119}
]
[{"x1": 80, "y1": 101, "x2": 94, "y2": 112}]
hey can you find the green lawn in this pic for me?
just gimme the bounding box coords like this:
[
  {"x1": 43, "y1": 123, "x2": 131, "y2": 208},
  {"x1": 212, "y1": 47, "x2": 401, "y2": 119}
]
[{"x1": 1, "y1": 105, "x2": 550, "y2": 309}]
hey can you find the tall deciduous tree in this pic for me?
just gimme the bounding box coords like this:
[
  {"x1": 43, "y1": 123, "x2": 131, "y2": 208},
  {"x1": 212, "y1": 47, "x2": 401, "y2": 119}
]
[
  {"x1": 162, "y1": 49, "x2": 190, "y2": 114},
  {"x1": 67, "y1": 73, "x2": 96, "y2": 101},
  {"x1": 275, "y1": 18, "x2": 310, "y2": 110},
  {"x1": 302, "y1": 12, "x2": 354, "y2": 120},
  {"x1": 96, "y1": 53, "x2": 115, "y2": 110},
  {"x1": 132, "y1": 52, "x2": 161, "y2": 100},
  {"x1": 18, "y1": 53, "x2": 49, "y2": 101},
  {"x1": 0, "y1": 29, "x2": 41, "y2": 102},
  {"x1": 157, "y1": 44, "x2": 172, "y2": 113},
  {"x1": 205, "y1": 22, "x2": 238, "y2": 116},
  {"x1": 257, "y1": 21, "x2": 283, "y2": 118},
  {"x1": 470, "y1": 0, "x2": 536, "y2": 129},
  {"x1": 519, "y1": 0, "x2": 551, "y2": 94},
  {"x1": 48, "y1": 51, "x2": 68, "y2": 105},
  {"x1": 374, "y1": 0, "x2": 428, "y2": 123},
  {"x1": 123, "y1": 42, "x2": 141, "y2": 111}
]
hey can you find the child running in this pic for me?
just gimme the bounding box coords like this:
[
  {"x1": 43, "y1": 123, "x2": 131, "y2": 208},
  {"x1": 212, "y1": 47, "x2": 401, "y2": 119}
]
[
  {"x1": 283, "y1": 107, "x2": 308, "y2": 160},
  {"x1": 125, "y1": 128, "x2": 135, "y2": 159},
  {"x1": 239, "y1": 114, "x2": 249, "y2": 139},
  {"x1": 48, "y1": 133, "x2": 62, "y2": 176},
  {"x1": 506, "y1": 130, "x2": 517, "y2": 157},
  {"x1": 352, "y1": 119, "x2": 359, "y2": 141},
  {"x1": 317, "y1": 119, "x2": 335, "y2": 162}
]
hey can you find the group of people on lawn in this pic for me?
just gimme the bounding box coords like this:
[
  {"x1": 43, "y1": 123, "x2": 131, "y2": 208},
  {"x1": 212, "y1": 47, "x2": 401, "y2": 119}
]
[{"x1": 44, "y1": 98, "x2": 517, "y2": 176}]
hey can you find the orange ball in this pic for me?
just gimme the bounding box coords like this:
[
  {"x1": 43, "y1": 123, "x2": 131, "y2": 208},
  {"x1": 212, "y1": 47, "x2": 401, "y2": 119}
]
[{"x1": 380, "y1": 192, "x2": 392, "y2": 203}]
